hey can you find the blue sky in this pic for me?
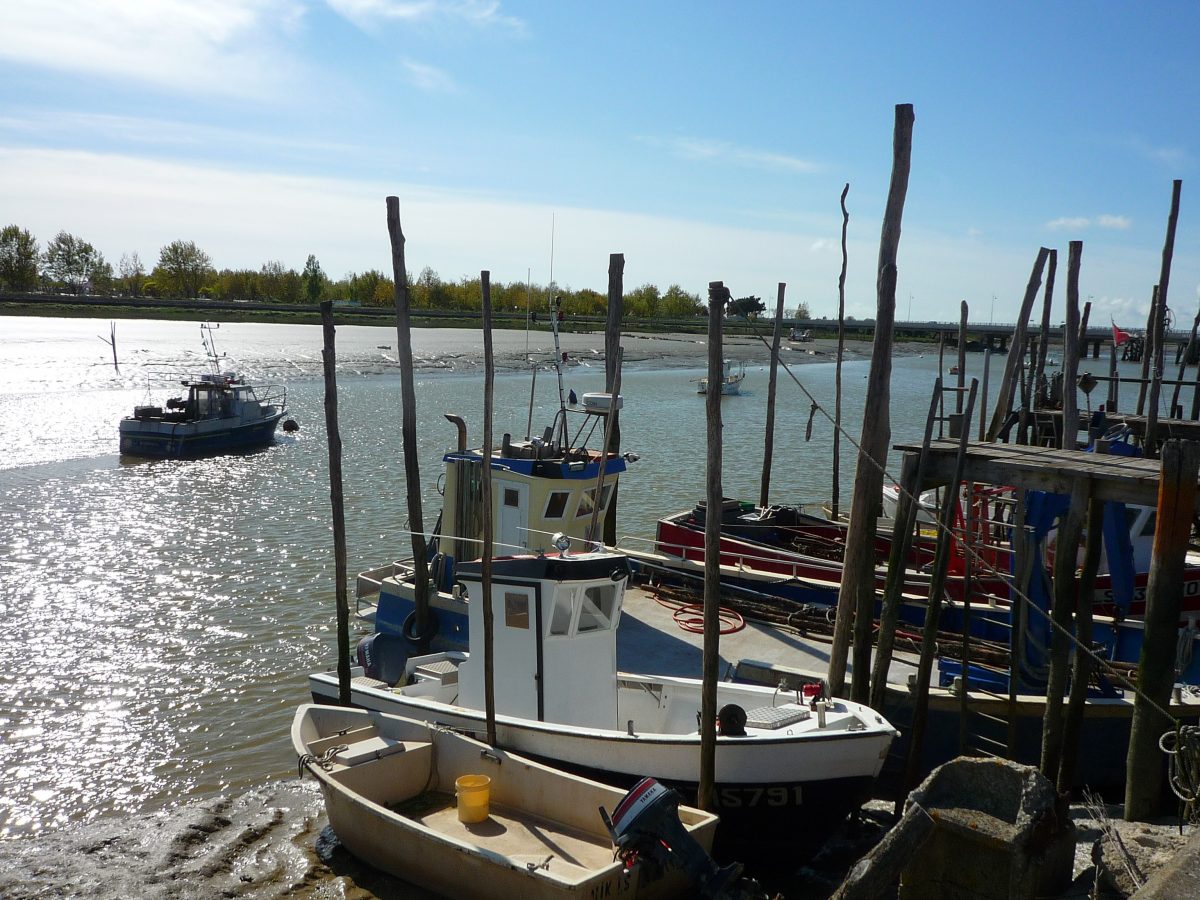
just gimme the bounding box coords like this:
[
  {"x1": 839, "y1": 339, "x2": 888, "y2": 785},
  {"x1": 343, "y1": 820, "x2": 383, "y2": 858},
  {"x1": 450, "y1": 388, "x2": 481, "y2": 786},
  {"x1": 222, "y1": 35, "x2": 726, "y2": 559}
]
[{"x1": 2, "y1": 1, "x2": 1198, "y2": 325}]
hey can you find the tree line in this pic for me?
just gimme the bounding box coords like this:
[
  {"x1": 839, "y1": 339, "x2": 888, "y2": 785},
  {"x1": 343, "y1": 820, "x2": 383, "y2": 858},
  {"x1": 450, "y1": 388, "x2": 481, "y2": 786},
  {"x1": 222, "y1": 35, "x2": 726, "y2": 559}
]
[{"x1": 0, "y1": 224, "x2": 813, "y2": 320}]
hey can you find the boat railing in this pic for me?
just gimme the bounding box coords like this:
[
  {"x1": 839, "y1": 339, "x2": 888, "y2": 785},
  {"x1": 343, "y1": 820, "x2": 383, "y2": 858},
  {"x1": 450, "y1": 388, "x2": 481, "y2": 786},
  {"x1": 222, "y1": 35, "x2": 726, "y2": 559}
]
[{"x1": 256, "y1": 384, "x2": 287, "y2": 412}]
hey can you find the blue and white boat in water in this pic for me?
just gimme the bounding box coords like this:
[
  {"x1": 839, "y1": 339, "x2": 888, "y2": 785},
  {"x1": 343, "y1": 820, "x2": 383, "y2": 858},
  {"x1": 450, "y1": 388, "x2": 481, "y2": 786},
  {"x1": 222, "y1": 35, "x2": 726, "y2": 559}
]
[{"x1": 119, "y1": 324, "x2": 288, "y2": 458}]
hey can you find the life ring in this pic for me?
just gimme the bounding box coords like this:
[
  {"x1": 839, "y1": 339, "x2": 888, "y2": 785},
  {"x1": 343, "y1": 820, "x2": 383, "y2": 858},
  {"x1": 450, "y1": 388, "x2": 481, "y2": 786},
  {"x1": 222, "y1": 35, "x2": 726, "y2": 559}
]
[{"x1": 402, "y1": 608, "x2": 440, "y2": 645}]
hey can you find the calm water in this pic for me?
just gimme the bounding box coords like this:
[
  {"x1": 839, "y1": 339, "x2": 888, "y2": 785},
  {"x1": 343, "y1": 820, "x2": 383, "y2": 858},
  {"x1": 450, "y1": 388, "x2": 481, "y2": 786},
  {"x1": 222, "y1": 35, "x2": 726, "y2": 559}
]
[{"x1": 0, "y1": 315, "x2": 1130, "y2": 838}]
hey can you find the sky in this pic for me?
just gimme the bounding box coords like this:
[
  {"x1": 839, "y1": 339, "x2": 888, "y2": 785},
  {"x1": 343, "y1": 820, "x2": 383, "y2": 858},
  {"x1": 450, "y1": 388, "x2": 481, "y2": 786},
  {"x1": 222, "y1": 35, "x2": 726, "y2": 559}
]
[{"x1": 2, "y1": 1, "x2": 1199, "y2": 325}]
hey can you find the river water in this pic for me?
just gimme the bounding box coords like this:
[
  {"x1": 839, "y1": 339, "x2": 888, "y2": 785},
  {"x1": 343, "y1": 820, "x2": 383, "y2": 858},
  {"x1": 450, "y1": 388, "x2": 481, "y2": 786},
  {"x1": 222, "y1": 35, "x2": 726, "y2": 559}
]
[{"x1": 2, "y1": 314, "x2": 1122, "y2": 893}]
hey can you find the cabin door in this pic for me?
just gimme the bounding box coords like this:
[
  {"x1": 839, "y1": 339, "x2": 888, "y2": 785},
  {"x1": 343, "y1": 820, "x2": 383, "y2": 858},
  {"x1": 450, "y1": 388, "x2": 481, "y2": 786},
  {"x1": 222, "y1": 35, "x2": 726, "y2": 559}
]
[
  {"x1": 497, "y1": 483, "x2": 529, "y2": 553},
  {"x1": 490, "y1": 583, "x2": 542, "y2": 720}
]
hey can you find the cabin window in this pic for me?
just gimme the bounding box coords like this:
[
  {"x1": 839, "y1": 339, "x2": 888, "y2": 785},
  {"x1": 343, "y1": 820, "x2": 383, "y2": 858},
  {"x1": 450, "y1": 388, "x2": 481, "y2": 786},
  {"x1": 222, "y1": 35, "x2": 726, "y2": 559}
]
[
  {"x1": 504, "y1": 592, "x2": 530, "y2": 629},
  {"x1": 504, "y1": 488, "x2": 519, "y2": 508},
  {"x1": 577, "y1": 583, "x2": 617, "y2": 633},
  {"x1": 545, "y1": 491, "x2": 570, "y2": 519},
  {"x1": 576, "y1": 488, "x2": 597, "y2": 518},
  {"x1": 547, "y1": 591, "x2": 574, "y2": 636}
]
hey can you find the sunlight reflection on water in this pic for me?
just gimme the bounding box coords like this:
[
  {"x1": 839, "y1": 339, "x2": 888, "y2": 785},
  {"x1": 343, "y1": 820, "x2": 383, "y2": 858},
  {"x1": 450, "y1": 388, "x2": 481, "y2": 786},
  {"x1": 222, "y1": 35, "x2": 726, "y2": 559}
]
[{"x1": 0, "y1": 315, "x2": 983, "y2": 836}]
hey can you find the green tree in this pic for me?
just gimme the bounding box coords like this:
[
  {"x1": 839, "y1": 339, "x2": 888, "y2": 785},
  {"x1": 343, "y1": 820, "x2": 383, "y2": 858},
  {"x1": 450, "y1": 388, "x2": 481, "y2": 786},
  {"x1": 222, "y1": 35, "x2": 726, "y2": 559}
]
[
  {"x1": 259, "y1": 260, "x2": 288, "y2": 302},
  {"x1": 118, "y1": 252, "x2": 146, "y2": 296},
  {"x1": 302, "y1": 254, "x2": 325, "y2": 304},
  {"x1": 790, "y1": 302, "x2": 811, "y2": 319},
  {"x1": 625, "y1": 284, "x2": 661, "y2": 318},
  {"x1": 727, "y1": 295, "x2": 765, "y2": 319},
  {"x1": 155, "y1": 240, "x2": 214, "y2": 298},
  {"x1": 660, "y1": 284, "x2": 702, "y2": 318},
  {"x1": 0, "y1": 225, "x2": 40, "y2": 290},
  {"x1": 43, "y1": 231, "x2": 106, "y2": 291}
]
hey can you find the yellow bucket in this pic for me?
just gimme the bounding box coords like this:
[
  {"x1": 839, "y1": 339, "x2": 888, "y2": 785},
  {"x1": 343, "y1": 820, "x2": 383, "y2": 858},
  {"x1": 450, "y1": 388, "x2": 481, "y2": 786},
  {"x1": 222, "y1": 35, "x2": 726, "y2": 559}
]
[{"x1": 455, "y1": 774, "x2": 491, "y2": 823}]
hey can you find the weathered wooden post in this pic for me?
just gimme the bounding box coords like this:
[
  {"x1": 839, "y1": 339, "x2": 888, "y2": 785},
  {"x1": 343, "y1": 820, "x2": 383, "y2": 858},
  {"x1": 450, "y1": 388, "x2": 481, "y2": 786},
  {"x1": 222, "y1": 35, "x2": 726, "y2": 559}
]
[
  {"x1": 903, "y1": 379, "x2": 978, "y2": 796},
  {"x1": 1126, "y1": 438, "x2": 1200, "y2": 819},
  {"x1": 1034, "y1": 249, "x2": 1058, "y2": 395},
  {"x1": 1058, "y1": 450, "x2": 1107, "y2": 792},
  {"x1": 1060, "y1": 242, "x2": 1082, "y2": 450},
  {"x1": 1145, "y1": 180, "x2": 1183, "y2": 458},
  {"x1": 699, "y1": 280, "x2": 728, "y2": 811},
  {"x1": 1109, "y1": 343, "x2": 1120, "y2": 413},
  {"x1": 986, "y1": 248, "x2": 1049, "y2": 442},
  {"x1": 320, "y1": 300, "x2": 352, "y2": 706},
  {"x1": 603, "y1": 253, "x2": 624, "y2": 546},
  {"x1": 1039, "y1": 478, "x2": 1087, "y2": 780},
  {"x1": 759, "y1": 283, "x2": 786, "y2": 508},
  {"x1": 1136, "y1": 287, "x2": 1159, "y2": 417},
  {"x1": 869, "y1": 384, "x2": 942, "y2": 712},
  {"x1": 832, "y1": 184, "x2": 850, "y2": 520},
  {"x1": 386, "y1": 196, "x2": 431, "y2": 646},
  {"x1": 480, "y1": 271, "x2": 498, "y2": 747},
  {"x1": 830, "y1": 104, "x2": 913, "y2": 701},
  {"x1": 956, "y1": 301, "x2": 968, "y2": 415},
  {"x1": 100, "y1": 321, "x2": 119, "y2": 373},
  {"x1": 1173, "y1": 304, "x2": 1200, "y2": 418}
]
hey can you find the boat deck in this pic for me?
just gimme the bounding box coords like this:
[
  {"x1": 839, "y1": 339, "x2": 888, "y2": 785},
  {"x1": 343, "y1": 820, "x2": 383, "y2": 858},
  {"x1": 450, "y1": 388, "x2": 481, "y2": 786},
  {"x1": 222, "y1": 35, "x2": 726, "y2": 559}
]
[
  {"x1": 617, "y1": 585, "x2": 928, "y2": 689},
  {"x1": 394, "y1": 791, "x2": 616, "y2": 878}
]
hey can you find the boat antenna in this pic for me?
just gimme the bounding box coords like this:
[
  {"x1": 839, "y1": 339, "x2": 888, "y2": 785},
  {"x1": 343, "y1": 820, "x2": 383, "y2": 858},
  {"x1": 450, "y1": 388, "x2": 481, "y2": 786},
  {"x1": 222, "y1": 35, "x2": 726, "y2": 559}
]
[
  {"x1": 546, "y1": 214, "x2": 569, "y2": 448},
  {"x1": 524, "y1": 267, "x2": 532, "y2": 363},
  {"x1": 200, "y1": 323, "x2": 224, "y2": 377}
]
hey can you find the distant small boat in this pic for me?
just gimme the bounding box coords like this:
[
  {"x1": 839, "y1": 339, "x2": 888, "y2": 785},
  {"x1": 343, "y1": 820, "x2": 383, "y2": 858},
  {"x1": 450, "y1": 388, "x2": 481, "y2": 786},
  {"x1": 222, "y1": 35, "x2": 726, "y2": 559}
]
[
  {"x1": 949, "y1": 365, "x2": 960, "y2": 375},
  {"x1": 293, "y1": 704, "x2": 718, "y2": 900},
  {"x1": 377, "y1": 345, "x2": 391, "y2": 350},
  {"x1": 119, "y1": 325, "x2": 286, "y2": 458},
  {"x1": 698, "y1": 359, "x2": 746, "y2": 395},
  {"x1": 788, "y1": 327, "x2": 812, "y2": 344},
  {"x1": 1046, "y1": 357, "x2": 1060, "y2": 367}
]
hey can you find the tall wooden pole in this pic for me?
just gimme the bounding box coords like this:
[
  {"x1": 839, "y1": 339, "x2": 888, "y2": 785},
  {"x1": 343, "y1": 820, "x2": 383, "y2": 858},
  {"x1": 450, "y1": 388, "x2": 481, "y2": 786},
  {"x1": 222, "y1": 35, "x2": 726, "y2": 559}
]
[
  {"x1": 986, "y1": 248, "x2": 1049, "y2": 442},
  {"x1": 1136, "y1": 287, "x2": 1159, "y2": 417},
  {"x1": 1060, "y1": 242, "x2": 1082, "y2": 450},
  {"x1": 1034, "y1": 249, "x2": 1058, "y2": 396},
  {"x1": 760, "y1": 283, "x2": 786, "y2": 508},
  {"x1": 832, "y1": 184, "x2": 850, "y2": 520},
  {"x1": 830, "y1": 104, "x2": 913, "y2": 700},
  {"x1": 956, "y1": 301, "x2": 968, "y2": 415},
  {"x1": 699, "y1": 281, "x2": 728, "y2": 811},
  {"x1": 1145, "y1": 180, "x2": 1183, "y2": 458},
  {"x1": 603, "y1": 253, "x2": 624, "y2": 546},
  {"x1": 1170, "y1": 303, "x2": 1200, "y2": 418},
  {"x1": 1039, "y1": 478, "x2": 1087, "y2": 780},
  {"x1": 386, "y1": 196, "x2": 431, "y2": 645},
  {"x1": 480, "y1": 271, "x2": 498, "y2": 747},
  {"x1": 1126, "y1": 439, "x2": 1200, "y2": 820},
  {"x1": 320, "y1": 301, "x2": 351, "y2": 706}
]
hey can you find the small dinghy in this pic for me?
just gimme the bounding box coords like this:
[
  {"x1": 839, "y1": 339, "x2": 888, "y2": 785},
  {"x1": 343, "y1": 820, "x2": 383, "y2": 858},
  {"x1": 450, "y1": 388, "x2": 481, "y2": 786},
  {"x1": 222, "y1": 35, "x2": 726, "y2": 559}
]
[{"x1": 293, "y1": 704, "x2": 719, "y2": 900}]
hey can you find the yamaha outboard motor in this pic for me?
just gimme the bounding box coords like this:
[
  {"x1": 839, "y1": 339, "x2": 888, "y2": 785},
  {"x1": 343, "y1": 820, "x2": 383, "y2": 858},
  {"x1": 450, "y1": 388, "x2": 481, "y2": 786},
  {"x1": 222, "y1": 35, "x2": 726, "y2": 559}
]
[{"x1": 600, "y1": 778, "x2": 768, "y2": 899}]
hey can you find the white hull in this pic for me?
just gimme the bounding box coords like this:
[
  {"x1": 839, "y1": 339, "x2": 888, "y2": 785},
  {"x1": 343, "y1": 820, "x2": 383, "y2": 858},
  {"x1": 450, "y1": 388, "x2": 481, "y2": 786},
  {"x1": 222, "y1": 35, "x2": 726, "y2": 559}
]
[{"x1": 293, "y1": 704, "x2": 715, "y2": 899}]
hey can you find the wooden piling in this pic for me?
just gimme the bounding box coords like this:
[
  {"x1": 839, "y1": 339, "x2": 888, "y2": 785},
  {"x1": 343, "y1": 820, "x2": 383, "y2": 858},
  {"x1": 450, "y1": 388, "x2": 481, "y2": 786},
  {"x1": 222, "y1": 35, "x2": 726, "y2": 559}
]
[
  {"x1": 1172, "y1": 303, "x2": 1200, "y2": 419},
  {"x1": 1034, "y1": 249, "x2": 1058, "y2": 394},
  {"x1": 1058, "y1": 454, "x2": 1107, "y2": 792},
  {"x1": 1060, "y1": 242, "x2": 1082, "y2": 450},
  {"x1": 1039, "y1": 478, "x2": 1087, "y2": 780},
  {"x1": 386, "y1": 196, "x2": 431, "y2": 645},
  {"x1": 1146, "y1": 181, "x2": 1183, "y2": 457},
  {"x1": 760, "y1": 284, "x2": 786, "y2": 508},
  {"x1": 1109, "y1": 343, "x2": 1119, "y2": 413},
  {"x1": 956, "y1": 301, "x2": 967, "y2": 415},
  {"x1": 480, "y1": 271, "x2": 498, "y2": 748},
  {"x1": 319, "y1": 300, "x2": 351, "y2": 706},
  {"x1": 1136, "y1": 287, "x2": 1159, "y2": 418},
  {"x1": 832, "y1": 184, "x2": 850, "y2": 520},
  {"x1": 699, "y1": 281, "x2": 728, "y2": 811},
  {"x1": 830, "y1": 104, "x2": 913, "y2": 701},
  {"x1": 602, "y1": 253, "x2": 624, "y2": 546},
  {"x1": 1126, "y1": 438, "x2": 1200, "y2": 820},
  {"x1": 902, "y1": 378, "x2": 978, "y2": 796},
  {"x1": 986, "y1": 248, "x2": 1049, "y2": 442},
  {"x1": 869, "y1": 384, "x2": 942, "y2": 712}
]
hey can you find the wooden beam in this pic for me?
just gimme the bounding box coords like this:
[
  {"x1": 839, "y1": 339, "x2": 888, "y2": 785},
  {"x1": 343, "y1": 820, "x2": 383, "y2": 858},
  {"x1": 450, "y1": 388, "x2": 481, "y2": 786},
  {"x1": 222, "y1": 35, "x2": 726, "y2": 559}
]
[
  {"x1": 759, "y1": 283, "x2": 786, "y2": 508},
  {"x1": 320, "y1": 300, "x2": 351, "y2": 706}
]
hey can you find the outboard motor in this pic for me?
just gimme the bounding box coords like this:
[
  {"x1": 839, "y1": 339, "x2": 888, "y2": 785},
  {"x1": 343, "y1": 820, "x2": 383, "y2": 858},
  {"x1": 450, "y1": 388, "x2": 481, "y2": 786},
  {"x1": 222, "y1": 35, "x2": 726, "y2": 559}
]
[
  {"x1": 600, "y1": 778, "x2": 768, "y2": 899},
  {"x1": 355, "y1": 632, "x2": 409, "y2": 686}
]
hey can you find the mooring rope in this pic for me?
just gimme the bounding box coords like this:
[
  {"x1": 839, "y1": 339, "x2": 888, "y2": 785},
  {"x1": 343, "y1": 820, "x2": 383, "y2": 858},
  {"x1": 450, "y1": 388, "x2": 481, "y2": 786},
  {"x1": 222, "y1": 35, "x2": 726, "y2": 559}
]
[
  {"x1": 1160, "y1": 725, "x2": 1200, "y2": 822},
  {"x1": 297, "y1": 744, "x2": 348, "y2": 779}
]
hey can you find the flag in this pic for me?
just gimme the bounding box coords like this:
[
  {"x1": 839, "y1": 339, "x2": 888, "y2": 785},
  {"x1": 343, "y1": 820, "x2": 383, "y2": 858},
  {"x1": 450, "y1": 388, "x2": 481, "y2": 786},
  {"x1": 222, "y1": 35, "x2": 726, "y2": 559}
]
[{"x1": 1112, "y1": 320, "x2": 1130, "y2": 347}]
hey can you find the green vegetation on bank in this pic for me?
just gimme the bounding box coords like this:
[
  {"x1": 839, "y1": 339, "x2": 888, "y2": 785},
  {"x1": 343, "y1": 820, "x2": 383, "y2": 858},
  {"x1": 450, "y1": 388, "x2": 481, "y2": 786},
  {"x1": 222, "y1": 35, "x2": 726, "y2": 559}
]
[{"x1": 0, "y1": 223, "x2": 814, "y2": 324}]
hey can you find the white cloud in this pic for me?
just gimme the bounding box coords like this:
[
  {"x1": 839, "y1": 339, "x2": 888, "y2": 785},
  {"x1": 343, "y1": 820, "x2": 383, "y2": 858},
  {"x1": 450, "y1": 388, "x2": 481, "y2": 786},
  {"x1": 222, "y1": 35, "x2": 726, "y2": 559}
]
[
  {"x1": 0, "y1": 0, "x2": 305, "y2": 98},
  {"x1": 636, "y1": 136, "x2": 820, "y2": 175},
  {"x1": 1097, "y1": 214, "x2": 1131, "y2": 230},
  {"x1": 401, "y1": 59, "x2": 459, "y2": 92},
  {"x1": 1046, "y1": 216, "x2": 1092, "y2": 231},
  {"x1": 327, "y1": 0, "x2": 525, "y2": 34}
]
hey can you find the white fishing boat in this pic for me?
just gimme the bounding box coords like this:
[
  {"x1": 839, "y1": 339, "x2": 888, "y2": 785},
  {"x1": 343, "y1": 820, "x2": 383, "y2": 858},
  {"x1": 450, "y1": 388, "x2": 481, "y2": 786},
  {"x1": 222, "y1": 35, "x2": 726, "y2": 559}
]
[
  {"x1": 310, "y1": 541, "x2": 897, "y2": 846},
  {"x1": 119, "y1": 324, "x2": 287, "y2": 457},
  {"x1": 292, "y1": 703, "x2": 719, "y2": 899},
  {"x1": 697, "y1": 360, "x2": 745, "y2": 396}
]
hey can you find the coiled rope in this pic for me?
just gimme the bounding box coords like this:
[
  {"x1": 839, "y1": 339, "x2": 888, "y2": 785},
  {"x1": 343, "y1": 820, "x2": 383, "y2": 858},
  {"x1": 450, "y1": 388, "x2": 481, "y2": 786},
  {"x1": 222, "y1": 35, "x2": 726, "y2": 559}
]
[
  {"x1": 297, "y1": 744, "x2": 348, "y2": 779},
  {"x1": 1159, "y1": 726, "x2": 1200, "y2": 823}
]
